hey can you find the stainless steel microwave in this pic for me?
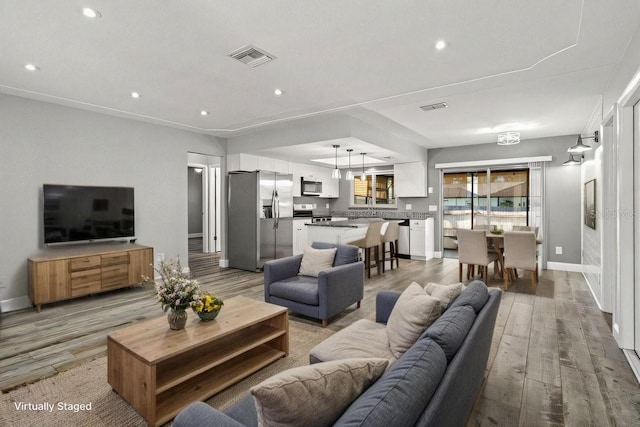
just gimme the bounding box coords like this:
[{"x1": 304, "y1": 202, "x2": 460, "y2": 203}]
[{"x1": 301, "y1": 179, "x2": 322, "y2": 196}]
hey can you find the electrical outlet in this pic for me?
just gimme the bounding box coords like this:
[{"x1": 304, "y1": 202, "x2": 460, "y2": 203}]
[
  {"x1": 555, "y1": 246, "x2": 563, "y2": 255},
  {"x1": 406, "y1": 204, "x2": 412, "y2": 210},
  {"x1": 428, "y1": 187, "x2": 434, "y2": 194},
  {"x1": 429, "y1": 205, "x2": 438, "y2": 212},
  {"x1": 326, "y1": 203, "x2": 330, "y2": 208}
]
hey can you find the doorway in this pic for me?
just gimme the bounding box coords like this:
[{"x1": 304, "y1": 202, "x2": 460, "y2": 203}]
[{"x1": 187, "y1": 153, "x2": 222, "y2": 261}]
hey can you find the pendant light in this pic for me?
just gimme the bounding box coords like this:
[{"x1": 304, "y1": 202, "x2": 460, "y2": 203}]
[
  {"x1": 360, "y1": 152, "x2": 367, "y2": 181},
  {"x1": 331, "y1": 144, "x2": 341, "y2": 179},
  {"x1": 345, "y1": 149, "x2": 354, "y2": 180}
]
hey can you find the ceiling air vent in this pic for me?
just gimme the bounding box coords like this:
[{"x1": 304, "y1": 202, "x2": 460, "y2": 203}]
[
  {"x1": 227, "y1": 45, "x2": 276, "y2": 67},
  {"x1": 419, "y1": 102, "x2": 448, "y2": 111}
]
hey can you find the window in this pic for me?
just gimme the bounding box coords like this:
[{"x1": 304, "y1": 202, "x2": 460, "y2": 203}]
[{"x1": 351, "y1": 171, "x2": 395, "y2": 206}]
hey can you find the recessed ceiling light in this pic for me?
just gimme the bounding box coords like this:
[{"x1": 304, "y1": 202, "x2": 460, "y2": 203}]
[
  {"x1": 435, "y1": 40, "x2": 447, "y2": 50},
  {"x1": 200, "y1": 110, "x2": 209, "y2": 116},
  {"x1": 24, "y1": 64, "x2": 40, "y2": 71},
  {"x1": 274, "y1": 88, "x2": 284, "y2": 96},
  {"x1": 82, "y1": 8, "x2": 101, "y2": 18},
  {"x1": 130, "y1": 92, "x2": 141, "y2": 99}
]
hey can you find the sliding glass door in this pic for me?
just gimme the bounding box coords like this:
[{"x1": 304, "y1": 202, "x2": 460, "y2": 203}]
[{"x1": 443, "y1": 168, "x2": 529, "y2": 256}]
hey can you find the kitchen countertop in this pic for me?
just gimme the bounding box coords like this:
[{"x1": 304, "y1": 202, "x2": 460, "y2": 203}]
[{"x1": 306, "y1": 218, "x2": 402, "y2": 228}]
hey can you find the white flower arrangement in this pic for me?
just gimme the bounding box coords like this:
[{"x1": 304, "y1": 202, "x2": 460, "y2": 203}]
[{"x1": 143, "y1": 258, "x2": 201, "y2": 312}]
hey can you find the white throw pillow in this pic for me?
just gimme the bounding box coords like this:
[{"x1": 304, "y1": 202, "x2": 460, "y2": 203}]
[
  {"x1": 250, "y1": 358, "x2": 388, "y2": 427},
  {"x1": 386, "y1": 282, "x2": 441, "y2": 359},
  {"x1": 424, "y1": 282, "x2": 465, "y2": 311},
  {"x1": 298, "y1": 246, "x2": 337, "y2": 277}
]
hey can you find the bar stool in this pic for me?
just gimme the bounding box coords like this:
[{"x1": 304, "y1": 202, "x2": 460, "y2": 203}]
[
  {"x1": 380, "y1": 221, "x2": 399, "y2": 272},
  {"x1": 347, "y1": 221, "x2": 384, "y2": 278}
]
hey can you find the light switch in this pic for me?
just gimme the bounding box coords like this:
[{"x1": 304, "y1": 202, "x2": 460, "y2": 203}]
[
  {"x1": 555, "y1": 246, "x2": 563, "y2": 255},
  {"x1": 428, "y1": 187, "x2": 433, "y2": 194},
  {"x1": 406, "y1": 204, "x2": 412, "y2": 210},
  {"x1": 429, "y1": 205, "x2": 438, "y2": 212}
]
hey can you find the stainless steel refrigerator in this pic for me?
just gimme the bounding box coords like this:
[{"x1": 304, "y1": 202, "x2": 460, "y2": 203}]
[{"x1": 228, "y1": 170, "x2": 294, "y2": 271}]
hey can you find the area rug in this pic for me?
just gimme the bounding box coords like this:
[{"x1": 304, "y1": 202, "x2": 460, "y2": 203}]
[{"x1": 0, "y1": 320, "x2": 334, "y2": 427}]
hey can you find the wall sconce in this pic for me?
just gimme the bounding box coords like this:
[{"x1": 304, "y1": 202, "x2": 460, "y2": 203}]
[
  {"x1": 562, "y1": 154, "x2": 582, "y2": 166},
  {"x1": 568, "y1": 130, "x2": 599, "y2": 153}
]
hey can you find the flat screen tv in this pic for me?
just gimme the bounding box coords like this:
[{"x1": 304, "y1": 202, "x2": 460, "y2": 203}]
[{"x1": 43, "y1": 184, "x2": 135, "y2": 244}]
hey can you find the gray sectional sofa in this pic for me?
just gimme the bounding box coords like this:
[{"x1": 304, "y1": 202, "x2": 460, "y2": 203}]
[{"x1": 174, "y1": 281, "x2": 501, "y2": 427}]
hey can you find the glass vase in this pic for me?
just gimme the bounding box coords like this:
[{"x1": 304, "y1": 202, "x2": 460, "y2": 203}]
[{"x1": 167, "y1": 308, "x2": 188, "y2": 330}]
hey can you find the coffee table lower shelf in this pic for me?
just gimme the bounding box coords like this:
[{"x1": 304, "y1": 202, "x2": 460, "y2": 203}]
[
  {"x1": 155, "y1": 345, "x2": 286, "y2": 425},
  {"x1": 107, "y1": 296, "x2": 289, "y2": 427}
]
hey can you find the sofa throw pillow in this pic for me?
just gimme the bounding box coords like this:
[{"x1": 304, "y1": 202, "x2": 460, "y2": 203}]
[
  {"x1": 386, "y1": 282, "x2": 441, "y2": 359},
  {"x1": 424, "y1": 282, "x2": 465, "y2": 311},
  {"x1": 250, "y1": 358, "x2": 388, "y2": 427},
  {"x1": 298, "y1": 246, "x2": 337, "y2": 277}
]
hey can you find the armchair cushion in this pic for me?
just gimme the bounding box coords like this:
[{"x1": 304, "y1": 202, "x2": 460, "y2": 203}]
[
  {"x1": 298, "y1": 246, "x2": 337, "y2": 277},
  {"x1": 269, "y1": 276, "x2": 320, "y2": 305},
  {"x1": 250, "y1": 358, "x2": 388, "y2": 427}
]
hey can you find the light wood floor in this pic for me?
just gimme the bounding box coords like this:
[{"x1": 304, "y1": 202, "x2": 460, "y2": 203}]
[{"x1": 1, "y1": 238, "x2": 639, "y2": 426}]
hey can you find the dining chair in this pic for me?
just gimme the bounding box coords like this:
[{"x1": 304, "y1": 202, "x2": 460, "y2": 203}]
[
  {"x1": 456, "y1": 229, "x2": 499, "y2": 283},
  {"x1": 348, "y1": 221, "x2": 385, "y2": 278},
  {"x1": 502, "y1": 231, "x2": 538, "y2": 290},
  {"x1": 380, "y1": 221, "x2": 399, "y2": 272}
]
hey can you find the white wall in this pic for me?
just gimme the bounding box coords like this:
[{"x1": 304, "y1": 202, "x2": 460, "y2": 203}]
[{"x1": 0, "y1": 94, "x2": 225, "y2": 302}]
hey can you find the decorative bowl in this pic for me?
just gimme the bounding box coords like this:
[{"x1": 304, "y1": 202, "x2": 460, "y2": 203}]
[{"x1": 197, "y1": 309, "x2": 220, "y2": 322}]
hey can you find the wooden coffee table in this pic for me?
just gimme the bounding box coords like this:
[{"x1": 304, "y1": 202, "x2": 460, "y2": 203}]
[{"x1": 107, "y1": 296, "x2": 288, "y2": 426}]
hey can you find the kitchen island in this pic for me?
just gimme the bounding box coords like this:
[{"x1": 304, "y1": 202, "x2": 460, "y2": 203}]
[{"x1": 305, "y1": 218, "x2": 390, "y2": 246}]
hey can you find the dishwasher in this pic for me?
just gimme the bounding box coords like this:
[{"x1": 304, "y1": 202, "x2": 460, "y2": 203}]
[{"x1": 398, "y1": 219, "x2": 410, "y2": 258}]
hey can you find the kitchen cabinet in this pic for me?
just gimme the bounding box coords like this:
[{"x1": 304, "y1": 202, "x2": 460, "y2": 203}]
[
  {"x1": 319, "y1": 171, "x2": 340, "y2": 198},
  {"x1": 292, "y1": 219, "x2": 310, "y2": 255},
  {"x1": 395, "y1": 161, "x2": 427, "y2": 197},
  {"x1": 409, "y1": 218, "x2": 434, "y2": 260},
  {"x1": 228, "y1": 154, "x2": 289, "y2": 174},
  {"x1": 290, "y1": 163, "x2": 339, "y2": 198}
]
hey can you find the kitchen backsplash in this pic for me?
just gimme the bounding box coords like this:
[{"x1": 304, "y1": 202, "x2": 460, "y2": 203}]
[{"x1": 332, "y1": 209, "x2": 434, "y2": 219}]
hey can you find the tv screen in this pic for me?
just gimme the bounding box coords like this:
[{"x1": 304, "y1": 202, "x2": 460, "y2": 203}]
[{"x1": 43, "y1": 184, "x2": 135, "y2": 244}]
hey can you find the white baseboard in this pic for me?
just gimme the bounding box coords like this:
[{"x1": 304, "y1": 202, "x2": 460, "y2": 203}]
[
  {"x1": 546, "y1": 262, "x2": 584, "y2": 272},
  {"x1": 433, "y1": 251, "x2": 443, "y2": 258},
  {"x1": 582, "y1": 273, "x2": 605, "y2": 312},
  {"x1": 188, "y1": 233, "x2": 203, "y2": 238},
  {"x1": 0, "y1": 295, "x2": 32, "y2": 313},
  {"x1": 623, "y1": 349, "x2": 640, "y2": 385},
  {"x1": 219, "y1": 258, "x2": 229, "y2": 268}
]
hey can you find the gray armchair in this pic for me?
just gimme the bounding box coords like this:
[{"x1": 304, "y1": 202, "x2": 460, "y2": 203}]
[{"x1": 264, "y1": 242, "x2": 364, "y2": 327}]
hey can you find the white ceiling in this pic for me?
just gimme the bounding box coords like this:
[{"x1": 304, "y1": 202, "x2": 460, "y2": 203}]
[{"x1": 2, "y1": 1, "x2": 639, "y2": 163}]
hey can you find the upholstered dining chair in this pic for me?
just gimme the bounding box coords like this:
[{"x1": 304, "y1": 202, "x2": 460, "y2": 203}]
[
  {"x1": 456, "y1": 229, "x2": 499, "y2": 283},
  {"x1": 380, "y1": 221, "x2": 399, "y2": 272},
  {"x1": 348, "y1": 221, "x2": 385, "y2": 278},
  {"x1": 502, "y1": 231, "x2": 538, "y2": 290}
]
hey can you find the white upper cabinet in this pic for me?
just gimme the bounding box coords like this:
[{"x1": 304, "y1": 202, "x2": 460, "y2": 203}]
[
  {"x1": 395, "y1": 161, "x2": 427, "y2": 197},
  {"x1": 228, "y1": 154, "x2": 289, "y2": 174},
  {"x1": 227, "y1": 153, "x2": 258, "y2": 172}
]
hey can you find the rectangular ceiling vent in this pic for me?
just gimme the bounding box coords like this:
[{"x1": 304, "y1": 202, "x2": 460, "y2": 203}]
[
  {"x1": 419, "y1": 102, "x2": 448, "y2": 111},
  {"x1": 228, "y1": 45, "x2": 276, "y2": 67}
]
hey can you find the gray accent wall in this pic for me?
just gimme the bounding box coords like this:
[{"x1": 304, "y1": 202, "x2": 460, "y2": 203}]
[
  {"x1": 0, "y1": 94, "x2": 225, "y2": 301},
  {"x1": 427, "y1": 135, "x2": 582, "y2": 264}
]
